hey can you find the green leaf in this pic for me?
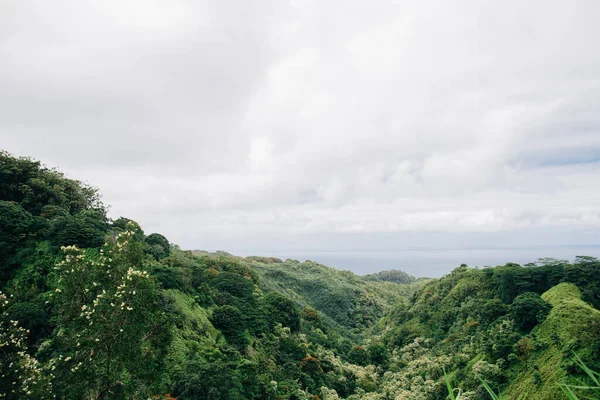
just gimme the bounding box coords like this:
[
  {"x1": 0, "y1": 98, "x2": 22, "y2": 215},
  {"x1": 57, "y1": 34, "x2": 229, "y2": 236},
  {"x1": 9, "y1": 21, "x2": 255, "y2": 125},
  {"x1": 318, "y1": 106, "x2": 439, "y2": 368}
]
[
  {"x1": 444, "y1": 368, "x2": 456, "y2": 400},
  {"x1": 480, "y1": 379, "x2": 501, "y2": 400}
]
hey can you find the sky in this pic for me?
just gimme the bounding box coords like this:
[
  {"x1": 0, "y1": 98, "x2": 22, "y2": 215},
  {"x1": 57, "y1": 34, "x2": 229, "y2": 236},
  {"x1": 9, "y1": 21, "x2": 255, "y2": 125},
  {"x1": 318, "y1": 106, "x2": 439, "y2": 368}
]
[{"x1": 1, "y1": 1, "x2": 600, "y2": 276}]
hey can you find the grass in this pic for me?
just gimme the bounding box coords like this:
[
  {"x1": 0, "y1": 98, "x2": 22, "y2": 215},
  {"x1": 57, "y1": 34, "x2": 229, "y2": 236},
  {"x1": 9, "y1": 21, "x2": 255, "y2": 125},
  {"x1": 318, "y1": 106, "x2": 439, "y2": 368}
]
[
  {"x1": 445, "y1": 356, "x2": 600, "y2": 400},
  {"x1": 480, "y1": 380, "x2": 501, "y2": 400},
  {"x1": 560, "y1": 354, "x2": 600, "y2": 399},
  {"x1": 444, "y1": 368, "x2": 465, "y2": 400},
  {"x1": 444, "y1": 369, "x2": 501, "y2": 400}
]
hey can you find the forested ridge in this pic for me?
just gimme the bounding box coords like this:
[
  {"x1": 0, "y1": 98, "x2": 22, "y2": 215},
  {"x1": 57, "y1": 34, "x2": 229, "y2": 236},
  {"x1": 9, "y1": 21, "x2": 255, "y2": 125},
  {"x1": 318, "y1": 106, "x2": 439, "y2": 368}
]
[{"x1": 1, "y1": 151, "x2": 600, "y2": 399}]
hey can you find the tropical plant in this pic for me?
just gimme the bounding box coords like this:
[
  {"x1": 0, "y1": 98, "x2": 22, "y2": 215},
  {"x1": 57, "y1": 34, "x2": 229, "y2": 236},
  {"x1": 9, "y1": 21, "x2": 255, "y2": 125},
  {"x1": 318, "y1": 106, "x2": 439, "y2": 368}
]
[{"x1": 561, "y1": 355, "x2": 600, "y2": 399}]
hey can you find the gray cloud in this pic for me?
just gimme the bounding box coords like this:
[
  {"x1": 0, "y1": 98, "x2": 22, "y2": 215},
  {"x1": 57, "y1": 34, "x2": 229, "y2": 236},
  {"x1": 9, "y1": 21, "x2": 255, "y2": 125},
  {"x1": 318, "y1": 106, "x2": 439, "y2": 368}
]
[{"x1": 2, "y1": 0, "x2": 600, "y2": 271}]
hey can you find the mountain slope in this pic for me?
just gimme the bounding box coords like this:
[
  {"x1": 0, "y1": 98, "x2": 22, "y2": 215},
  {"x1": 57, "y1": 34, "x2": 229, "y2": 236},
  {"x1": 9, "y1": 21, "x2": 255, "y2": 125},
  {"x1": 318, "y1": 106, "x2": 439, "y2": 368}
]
[
  {"x1": 246, "y1": 258, "x2": 424, "y2": 334},
  {"x1": 503, "y1": 283, "x2": 600, "y2": 399}
]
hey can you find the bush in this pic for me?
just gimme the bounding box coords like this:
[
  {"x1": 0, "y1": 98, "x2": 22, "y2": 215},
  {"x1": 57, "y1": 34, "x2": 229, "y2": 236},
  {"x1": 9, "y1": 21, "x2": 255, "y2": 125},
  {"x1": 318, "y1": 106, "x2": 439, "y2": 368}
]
[
  {"x1": 511, "y1": 292, "x2": 551, "y2": 330},
  {"x1": 367, "y1": 342, "x2": 389, "y2": 366},
  {"x1": 264, "y1": 292, "x2": 301, "y2": 332},
  {"x1": 347, "y1": 345, "x2": 369, "y2": 366},
  {"x1": 145, "y1": 233, "x2": 170, "y2": 260},
  {"x1": 211, "y1": 305, "x2": 248, "y2": 348}
]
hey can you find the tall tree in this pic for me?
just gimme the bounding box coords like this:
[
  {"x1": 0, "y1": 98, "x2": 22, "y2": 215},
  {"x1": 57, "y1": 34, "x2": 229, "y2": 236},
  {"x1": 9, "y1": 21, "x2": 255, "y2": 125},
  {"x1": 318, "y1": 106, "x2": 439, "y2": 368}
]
[{"x1": 49, "y1": 224, "x2": 171, "y2": 399}]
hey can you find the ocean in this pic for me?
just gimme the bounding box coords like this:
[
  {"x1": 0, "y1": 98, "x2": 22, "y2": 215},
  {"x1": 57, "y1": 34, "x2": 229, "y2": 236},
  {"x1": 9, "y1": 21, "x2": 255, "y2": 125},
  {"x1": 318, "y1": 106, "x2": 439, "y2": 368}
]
[{"x1": 233, "y1": 246, "x2": 600, "y2": 278}]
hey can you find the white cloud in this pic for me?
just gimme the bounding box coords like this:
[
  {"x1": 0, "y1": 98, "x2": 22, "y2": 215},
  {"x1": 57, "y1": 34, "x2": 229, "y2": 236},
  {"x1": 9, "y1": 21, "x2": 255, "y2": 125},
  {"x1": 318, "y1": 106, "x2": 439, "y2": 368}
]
[{"x1": 1, "y1": 0, "x2": 600, "y2": 259}]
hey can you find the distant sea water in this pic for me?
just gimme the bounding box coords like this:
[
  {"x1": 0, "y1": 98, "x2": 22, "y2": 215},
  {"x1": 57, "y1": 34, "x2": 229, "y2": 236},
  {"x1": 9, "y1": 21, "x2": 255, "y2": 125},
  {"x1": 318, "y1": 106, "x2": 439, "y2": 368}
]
[{"x1": 233, "y1": 246, "x2": 600, "y2": 278}]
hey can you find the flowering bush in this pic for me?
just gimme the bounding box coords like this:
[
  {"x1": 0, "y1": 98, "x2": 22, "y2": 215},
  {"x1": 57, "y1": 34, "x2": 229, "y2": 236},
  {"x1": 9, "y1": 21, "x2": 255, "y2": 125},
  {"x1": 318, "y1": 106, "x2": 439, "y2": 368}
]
[
  {"x1": 0, "y1": 291, "x2": 52, "y2": 399},
  {"x1": 49, "y1": 225, "x2": 170, "y2": 399}
]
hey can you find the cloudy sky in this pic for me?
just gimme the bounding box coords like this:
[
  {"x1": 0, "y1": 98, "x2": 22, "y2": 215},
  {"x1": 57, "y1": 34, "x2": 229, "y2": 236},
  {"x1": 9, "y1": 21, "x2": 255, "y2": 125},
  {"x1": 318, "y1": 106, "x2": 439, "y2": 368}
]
[{"x1": 2, "y1": 1, "x2": 600, "y2": 275}]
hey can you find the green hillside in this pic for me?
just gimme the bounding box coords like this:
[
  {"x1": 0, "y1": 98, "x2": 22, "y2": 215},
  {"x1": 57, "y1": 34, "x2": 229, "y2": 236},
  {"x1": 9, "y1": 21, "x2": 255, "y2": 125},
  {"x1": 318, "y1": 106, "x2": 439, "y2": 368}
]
[
  {"x1": 502, "y1": 283, "x2": 600, "y2": 399},
  {"x1": 247, "y1": 258, "x2": 425, "y2": 333},
  {"x1": 1, "y1": 151, "x2": 600, "y2": 400}
]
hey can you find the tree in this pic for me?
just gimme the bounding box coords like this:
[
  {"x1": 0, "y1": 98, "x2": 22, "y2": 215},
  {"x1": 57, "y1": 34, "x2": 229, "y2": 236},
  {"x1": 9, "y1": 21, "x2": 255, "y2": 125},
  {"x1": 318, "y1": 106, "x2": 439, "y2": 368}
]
[
  {"x1": 48, "y1": 210, "x2": 107, "y2": 248},
  {"x1": 264, "y1": 292, "x2": 301, "y2": 332},
  {"x1": 212, "y1": 272, "x2": 254, "y2": 301},
  {"x1": 367, "y1": 342, "x2": 389, "y2": 366},
  {"x1": 347, "y1": 345, "x2": 369, "y2": 366},
  {"x1": 0, "y1": 201, "x2": 33, "y2": 280},
  {"x1": 0, "y1": 151, "x2": 105, "y2": 217},
  {"x1": 0, "y1": 291, "x2": 51, "y2": 399},
  {"x1": 479, "y1": 298, "x2": 509, "y2": 324},
  {"x1": 172, "y1": 360, "x2": 241, "y2": 400},
  {"x1": 0, "y1": 151, "x2": 41, "y2": 204},
  {"x1": 145, "y1": 233, "x2": 170, "y2": 260},
  {"x1": 211, "y1": 305, "x2": 248, "y2": 349},
  {"x1": 510, "y1": 292, "x2": 551, "y2": 330},
  {"x1": 362, "y1": 270, "x2": 416, "y2": 284},
  {"x1": 50, "y1": 225, "x2": 171, "y2": 399},
  {"x1": 300, "y1": 355, "x2": 323, "y2": 375},
  {"x1": 110, "y1": 218, "x2": 145, "y2": 242},
  {"x1": 472, "y1": 360, "x2": 503, "y2": 388},
  {"x1": 564, "y1": 256, "x2": 600, "y2": 309},
  {"x1": 515, "y1": 337, "x2": 535, "y2": 367}
]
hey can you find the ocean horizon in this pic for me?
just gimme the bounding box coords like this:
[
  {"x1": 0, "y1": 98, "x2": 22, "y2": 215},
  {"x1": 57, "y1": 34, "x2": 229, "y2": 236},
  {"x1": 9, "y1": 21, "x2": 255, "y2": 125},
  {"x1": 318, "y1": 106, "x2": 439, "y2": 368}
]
[{"x1": 229, "y1": 246, "x2": 600, "y2": 278}]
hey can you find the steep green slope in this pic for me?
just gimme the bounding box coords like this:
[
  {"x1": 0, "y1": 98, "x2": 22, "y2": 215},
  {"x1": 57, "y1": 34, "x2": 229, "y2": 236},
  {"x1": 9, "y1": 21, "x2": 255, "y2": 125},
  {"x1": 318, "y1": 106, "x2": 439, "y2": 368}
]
[
  {"x1": 162, "y1": 288, "x2": 222, "y2": 383},
  {"x1": 373, "y1": 267, "x2": 600, "y2": 399},
  {"x1": 246, "y1": 258, "x2": 424, "y2": 335},
  {"x1": 502, "y1": 283, "x2": 600, "y2": 399}
]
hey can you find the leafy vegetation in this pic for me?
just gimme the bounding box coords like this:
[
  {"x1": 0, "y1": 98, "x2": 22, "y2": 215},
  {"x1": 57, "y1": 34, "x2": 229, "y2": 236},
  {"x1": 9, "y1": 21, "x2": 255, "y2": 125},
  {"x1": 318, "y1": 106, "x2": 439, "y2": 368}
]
[
  {"x1": 561, "y1": 355, "x2": 600, "y2": 399},
  {"x1": 362, "y1": 269, "x2": 416, "y2": 285},
  {"x1": 1, "y1": 151, "x2": 600, "y2": 399}
]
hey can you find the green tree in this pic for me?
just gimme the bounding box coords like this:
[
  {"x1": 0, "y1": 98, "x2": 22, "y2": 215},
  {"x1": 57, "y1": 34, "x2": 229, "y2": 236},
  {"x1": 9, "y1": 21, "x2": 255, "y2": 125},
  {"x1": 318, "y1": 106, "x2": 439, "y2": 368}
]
[
  {"x1": 49, "y1": 226, "x2": 171, "y2": 399},
  {"x1": 0, "y1": 201, "x2": 33, "y2": 280},
  {"x1": 479, "y1": 298, "x2": 509, "y2": 324},
  {"x1": 347, "y1": 345, "x2": 369, "y2": 366},
  {"x1": 264, "y1": 292, "x2": 301, "y2": 332},
  {"x1": 510, "y1": 292, "x2": 551, "y2": 330},
  {"x1": 172, "y1": 360, "x2": 242, "y2": 400},
  {"x1": 515, "y1": 336, "x2": 535, "y2": 367},
  {"x1": 48, "y1": 210, "x2": 107, "y2": 248},
  {"x1": 110, "y1": 218, "x2": 145, "y2": 243},
  {"x1": 145, "y1": 233, "x2": 171, "y2": 260},
  {"x1": 367, "y1": 342, "x2": 389, "y2": 366},
  {"x1": 564, "y1": 256, "x2": 600, "y2": 309},
  {"x1": 0, "y1": 151, "x2": 105, "y2": 217},
  {"x1": 213, "y1": 272, "x2": 254, "y2": 301},
  {"x1": 211, "y1": 305, "x2": 248, "y2": 349},
  {"x1": 0, "y1": 291, "x2": 51, "y2": 399}
]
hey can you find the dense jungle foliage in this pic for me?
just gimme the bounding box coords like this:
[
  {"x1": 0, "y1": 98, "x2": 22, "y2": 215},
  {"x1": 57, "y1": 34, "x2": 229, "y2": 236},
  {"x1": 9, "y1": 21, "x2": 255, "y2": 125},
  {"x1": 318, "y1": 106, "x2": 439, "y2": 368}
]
[{"x1": 1, "y1": 151, "x2": 600, "y2": 399}]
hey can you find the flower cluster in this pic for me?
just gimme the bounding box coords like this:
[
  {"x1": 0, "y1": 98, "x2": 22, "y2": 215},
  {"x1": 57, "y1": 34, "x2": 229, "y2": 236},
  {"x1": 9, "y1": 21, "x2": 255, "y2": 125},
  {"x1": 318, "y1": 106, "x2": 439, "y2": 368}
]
[{"x1": 0, "y1": 292, "x2": 53, "y2": 399}]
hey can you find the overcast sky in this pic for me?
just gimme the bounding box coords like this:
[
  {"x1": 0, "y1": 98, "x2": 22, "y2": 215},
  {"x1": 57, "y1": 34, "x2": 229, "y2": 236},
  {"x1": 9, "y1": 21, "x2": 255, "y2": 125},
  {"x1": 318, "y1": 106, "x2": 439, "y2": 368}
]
[{"x1": 2, "y1": 1, "x2": 600, "y2": 275}]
